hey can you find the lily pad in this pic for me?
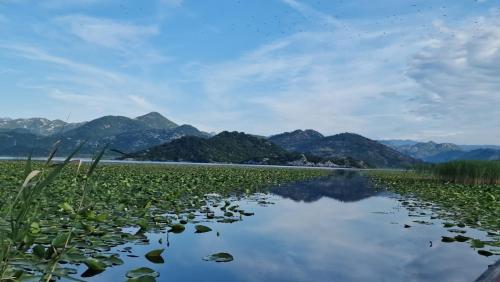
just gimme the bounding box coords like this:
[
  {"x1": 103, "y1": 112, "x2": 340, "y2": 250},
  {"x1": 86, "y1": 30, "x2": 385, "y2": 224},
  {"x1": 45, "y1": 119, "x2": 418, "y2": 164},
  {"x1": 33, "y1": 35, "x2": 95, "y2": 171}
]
[
  {"x1": 203, "y1": 252, "x2": 234, "y2": 263},
  {"x1": 32, "y1": 244, "x2": 45, "y2": 259},
  {"x1": 127, "y1": 276, "x2": 157, "y2": 282},
  {"x1": 126, "y1": 267, "x2": 159, "y2": 279},
  {"x1": 441, "y1": 236, "x2": 455, "y2": 243},
  {"x1": 477, "y1": 250, "x2": 493, "y2": 257},
  {"x1": 83, "y1": 258, "x2": 107, "y2": 272},
  {"x1": 145, "y1": 249, "x2": 165, "y2": 264},
  {"x1": 168, "y1": 224, "x2": 185, "y2": 234},
  {"x1": 195, "y1": 225, "x2": 212, "y2": 233},
  {"x1": 470, "y1": 239, "x2": 485, "y2": 248},
  {"x1": 454, "y1": 235, "x2": 470, "y2": 242}
]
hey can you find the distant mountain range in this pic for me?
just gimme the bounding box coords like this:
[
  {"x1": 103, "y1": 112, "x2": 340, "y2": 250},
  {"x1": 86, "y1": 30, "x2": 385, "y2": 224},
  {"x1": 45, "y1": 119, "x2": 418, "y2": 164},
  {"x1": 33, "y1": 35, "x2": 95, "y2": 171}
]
[
  {"x1": 1, "y1": 113, "x2": 498, "y2": 167},
  {"x1": 380, "y1": 140, "x2": 500, "y2": 163},
  {"x1": 0, "y1": 117, "x2": 83, "y2": 135},
  {"x1": 269, "y1": 130, "x2": 419, "y2": 168},
  {"x1": 0, "y1": 112, "x2": 209, "y2": 157}
]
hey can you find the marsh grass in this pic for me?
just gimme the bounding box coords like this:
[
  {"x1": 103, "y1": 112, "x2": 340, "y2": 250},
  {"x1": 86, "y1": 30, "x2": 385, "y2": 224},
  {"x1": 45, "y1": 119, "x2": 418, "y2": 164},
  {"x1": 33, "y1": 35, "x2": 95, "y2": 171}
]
[
  {"x1": 416, "y1": 160, "x2": 500, "y2": 185},
  {"x1": 0, "y1": 141, "x2": 105, "y2": 281}
]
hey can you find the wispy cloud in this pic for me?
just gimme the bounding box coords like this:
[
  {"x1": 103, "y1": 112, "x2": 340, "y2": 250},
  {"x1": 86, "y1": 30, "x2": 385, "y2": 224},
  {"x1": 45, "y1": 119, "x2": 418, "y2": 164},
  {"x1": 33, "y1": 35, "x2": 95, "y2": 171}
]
[
  {"x1": 187, "y1": 4, "x2": 500, "y2": 143},
  {"x1": 407, "y1": 14, "x2": 500, "y2": 130},
  {"x1": 55, "y1": 15, "x2": 158, "y2": 50},
  {"x1": 0, "y1": 43, "x2": 171, "y2": 121}
]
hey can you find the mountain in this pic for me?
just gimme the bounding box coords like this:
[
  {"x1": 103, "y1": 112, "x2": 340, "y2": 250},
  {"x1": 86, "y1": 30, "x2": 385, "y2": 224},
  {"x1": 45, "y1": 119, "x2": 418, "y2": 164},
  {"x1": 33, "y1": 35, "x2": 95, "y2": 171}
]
[
  {"x1": 426, "y1": 149, "x2": 500, "y2": 163},
  {"x1": 61, "y1": 115, "x2": 150, "y2": 140},
  {"x1": 0, "y1": 130, "x2": 49, "y2": 156},
  {"x1": 0, "y1": 113, "x2": 209, "y2": 157},
  {"x1": 459, "y1": 145, "x2": 500, "y2": 151},
  {"x1": 268, "y1": 132, "x2": 418, "y2": 168},
  {"x1": 128, "y1": 131, "x2": 294, "y2": 163},
  {"x1": 134, "y1": 112, "x2": 178, "y2": 130},
  {"x1": 0, "y1": 118, "x2": 83, "y2": 136},
  {"x1": 125, "y1": 131, "x2": 360, "y2": 167},
  {"x1": 105, "y1": 125, "x2": 210, "y2": 153},
  {"x1": 393, "y1": 141, "x2": 462, "y2": 160},
  {"x1": 382, "y1": 140, "x2": 500, "y2": 162},
  {"x1": 379, "y1": 139, "x2": 419, "y2": 147},
  {"x1": 300, "y1": 133, "x2": 419, "y2": 168},
  {"x1": 268, "y1": 129, "x2": 324, "y2": 151}
]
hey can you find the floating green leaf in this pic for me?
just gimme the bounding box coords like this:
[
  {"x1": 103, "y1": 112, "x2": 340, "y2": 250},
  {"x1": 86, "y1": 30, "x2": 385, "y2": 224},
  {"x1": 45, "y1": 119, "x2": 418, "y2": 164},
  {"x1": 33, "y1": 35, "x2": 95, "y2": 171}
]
[
  {"x1": 203, "y1": 252, "x2": 234, "y2": 263},
  {"x1": 145, "y1": 249, "x2": 165, "y2": 264},
  {"x1": 126, "y1": 267, "x2": 159, "y2": 278},
  {"x1": 168, "y1": 224, "x2": 185, "y2": 234},
  {"x1": 470, "y1": 239, "x2": 485, "y2": 248},
  {"x1": 441, "y1": 236, "x2": 455, "y2": 243},
  {"x1": 84, "y1": 258, "x2": 107, "y2": 272},
  {"x1": 477, "y1": 250, "x2": 493, "y2": 257},
  {"x1": 195, "y1": 225, "x2": 212, "y2": 233}
]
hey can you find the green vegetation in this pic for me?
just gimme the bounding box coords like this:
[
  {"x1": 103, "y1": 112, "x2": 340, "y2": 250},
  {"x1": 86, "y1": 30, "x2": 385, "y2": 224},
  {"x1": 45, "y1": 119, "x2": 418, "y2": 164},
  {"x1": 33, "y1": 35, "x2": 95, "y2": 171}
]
[
  {"x1": 416, "y1": 160, "x2": 500, "y2": 185},
  {"x1": 368, "y1": 170, "x2": 499, "y2": 254},
  {"x1": 0, "y1": 159, "x2": 327, "y2": 280}
]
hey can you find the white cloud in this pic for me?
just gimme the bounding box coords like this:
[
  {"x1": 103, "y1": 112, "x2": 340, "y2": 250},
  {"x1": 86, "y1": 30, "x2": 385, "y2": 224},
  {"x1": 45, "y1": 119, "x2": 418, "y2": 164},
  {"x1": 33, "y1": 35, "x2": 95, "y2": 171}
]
[
  {"x1": 128, "y1": 95, "x2": 155, "y2": 109},
  {"x1": 55, "y1": 15, "x2": 158, "y2": 50},
  {"x1": 182, "y1": 2, "x2": 500, "y2": 143},
  {"x1": 281, "y1": 0, "x2": 342, "y2": 28},
  {"x1": 0, "y1": 44, "x2": 171, "y2": 121},
  {"x1": 407, "y1": 16, "x2": 500, "y2": 135}
]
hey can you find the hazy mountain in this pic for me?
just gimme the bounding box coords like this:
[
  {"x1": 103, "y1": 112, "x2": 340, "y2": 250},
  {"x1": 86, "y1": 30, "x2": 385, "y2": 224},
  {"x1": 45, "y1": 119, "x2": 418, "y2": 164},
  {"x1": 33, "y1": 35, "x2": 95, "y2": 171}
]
[
  {"x1": 459, "y1": 145, "x2": 500, "y2": 151},
  {"x1": 394, "y1": 141, "x2": 462, "y2": 160},
  {"x1": 426, "y1": 149, "x2": 500, "y2": 163},
  {"x1": 268, "y1": 129, "x2": 324, "y2": 151},
  {"x1": 379, "y1": 139, "x2": 419, "y2": 147},
  {"x1": 382, "y1": 140, "x2": 500, "y2": 162},
  {"x1": 0, "y1": 117, "x2": 83, "y2": 136}
]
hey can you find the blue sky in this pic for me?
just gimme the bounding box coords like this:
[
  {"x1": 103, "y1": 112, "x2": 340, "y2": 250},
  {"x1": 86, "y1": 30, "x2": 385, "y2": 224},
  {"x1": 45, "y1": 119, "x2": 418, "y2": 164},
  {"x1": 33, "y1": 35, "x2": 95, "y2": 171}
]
[{"x1": 0, "y1": 0, "x2": 499, "y2": 144}]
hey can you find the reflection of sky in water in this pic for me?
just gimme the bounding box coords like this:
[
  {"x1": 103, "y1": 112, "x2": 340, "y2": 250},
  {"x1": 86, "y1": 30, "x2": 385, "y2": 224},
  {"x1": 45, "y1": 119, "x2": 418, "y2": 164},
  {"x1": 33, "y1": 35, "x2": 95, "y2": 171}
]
[{"x1": 79, "y1": 173, "x2": 497, "y2": 282}]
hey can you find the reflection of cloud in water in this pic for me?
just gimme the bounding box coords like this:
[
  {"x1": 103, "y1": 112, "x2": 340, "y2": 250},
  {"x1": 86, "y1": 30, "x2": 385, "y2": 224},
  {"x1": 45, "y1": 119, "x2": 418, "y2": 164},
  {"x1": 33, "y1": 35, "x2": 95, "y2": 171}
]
[
  {"x1": 270, "y1": 171, "x2": 378, "y2": 203},
  {"x1": 111, "y1": 173, "x2": 495, "y2": 282},
  {"x1": 217, "y1": 192, "x2": 491, "y2": 282}
]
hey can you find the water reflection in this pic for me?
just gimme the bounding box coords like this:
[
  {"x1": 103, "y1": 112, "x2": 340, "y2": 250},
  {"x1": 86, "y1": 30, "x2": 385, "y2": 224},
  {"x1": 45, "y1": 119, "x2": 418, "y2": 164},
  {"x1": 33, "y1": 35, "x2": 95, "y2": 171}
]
[
  {"x1": 78, "y1": 172, "x2": 497, "y2": 282},
  {"x1": 270, "y1": 171, "x2": 378, "y2": 202}
]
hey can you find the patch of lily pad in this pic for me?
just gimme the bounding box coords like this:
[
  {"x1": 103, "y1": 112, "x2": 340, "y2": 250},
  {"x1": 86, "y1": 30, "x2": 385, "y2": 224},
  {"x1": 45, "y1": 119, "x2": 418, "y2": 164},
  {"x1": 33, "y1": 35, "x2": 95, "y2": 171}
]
[
  {"x1": 0, "y1": 162, "x2": 328, "y2": 280},
  {"x1": 368, "y1": 171, "x2": 500, "y2": 257}
]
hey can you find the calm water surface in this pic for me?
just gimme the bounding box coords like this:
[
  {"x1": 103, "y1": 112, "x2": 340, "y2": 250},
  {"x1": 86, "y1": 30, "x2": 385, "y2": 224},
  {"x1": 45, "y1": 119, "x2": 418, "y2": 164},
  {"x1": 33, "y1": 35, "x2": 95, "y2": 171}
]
[{"x1": 73, "y1": 172, "x2": 497, "y2": 282}]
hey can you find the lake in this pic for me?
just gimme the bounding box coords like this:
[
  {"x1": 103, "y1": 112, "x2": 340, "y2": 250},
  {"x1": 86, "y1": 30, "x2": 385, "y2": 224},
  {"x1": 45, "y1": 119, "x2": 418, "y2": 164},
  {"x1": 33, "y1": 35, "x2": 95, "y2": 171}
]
[{"x1": 63, "y1": 171, "x2": 498, "y2": 282}]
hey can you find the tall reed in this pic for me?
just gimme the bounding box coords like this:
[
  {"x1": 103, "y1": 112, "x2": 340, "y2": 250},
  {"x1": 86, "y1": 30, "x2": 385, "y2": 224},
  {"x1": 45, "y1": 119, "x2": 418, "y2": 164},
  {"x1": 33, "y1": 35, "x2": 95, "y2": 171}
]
[
  {"x1": 0, "y1": 141, "x2": 105, "y2": 281},
  {"x1": 416, "y1": 160, "x2": 500, "y2": 185}
]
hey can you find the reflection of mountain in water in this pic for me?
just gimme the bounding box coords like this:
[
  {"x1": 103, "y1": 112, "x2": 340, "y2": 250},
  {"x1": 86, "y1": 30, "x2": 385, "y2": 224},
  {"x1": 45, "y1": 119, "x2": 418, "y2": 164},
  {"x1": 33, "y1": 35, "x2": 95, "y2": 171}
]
[{"x1": 270, "y1": 171, "x2": 377, "y2": 203}]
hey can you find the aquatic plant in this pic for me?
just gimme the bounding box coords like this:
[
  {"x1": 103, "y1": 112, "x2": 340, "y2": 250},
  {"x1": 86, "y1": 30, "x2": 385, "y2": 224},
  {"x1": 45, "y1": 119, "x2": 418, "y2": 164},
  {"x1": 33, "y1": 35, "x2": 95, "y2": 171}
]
[
  {"x1": 0, "y1": 158, "x2": 328, "y2": 280},
  {"x1": 368, "y1": 170, "x2": 499, "y2": 255},
  {"x1": 416, "y1": 160, "x2": 500, "y2": 185}
]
